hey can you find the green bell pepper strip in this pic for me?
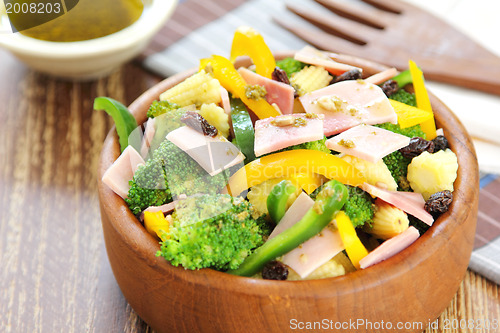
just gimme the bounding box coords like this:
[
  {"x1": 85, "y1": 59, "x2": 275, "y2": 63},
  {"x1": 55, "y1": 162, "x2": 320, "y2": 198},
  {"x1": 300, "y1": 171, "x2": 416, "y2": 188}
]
[
  {"x1": 391, "y1": 69, "x2": 412, "y2": 88},
  {"x1": 227, "y1": 180, "x2": 348, "y2": 277},
  {"x1": 230, "y1": 97, "x2": 256, "y2": 162},
  {"x1": 267, "y1": 180, "x2": 297, "y2": 223},
  {"x1": 94, "y1": 97, "x2": 138, "y2": 153}
]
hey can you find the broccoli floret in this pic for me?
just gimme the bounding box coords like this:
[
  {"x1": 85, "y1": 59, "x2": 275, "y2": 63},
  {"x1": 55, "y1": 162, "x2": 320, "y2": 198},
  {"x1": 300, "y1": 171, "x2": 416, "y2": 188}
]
[
  {"x1": 147, "y1": 101, "x2": 187, "y2": 152},
  {"x1": 276, "y1": 57, "x2": 306, "y2": 78},
  {"x1": 158, "y1": 194, "x2": 271, "y2": 270},
  {"x1": 310, "y1": 184, "x2": 374, "y2": 227},
  {"x1": 374, "y1": 122, "x2": 425, "y2": 191},
  {"x1": 343, "y1": 185, "x2": 375, "y2": 228},
  {"x1": 272, "y1": 136, "x2": 330, "y2": 155},
  {"x1": 388, "y1": 89, "x2": 417, "y2": 107},
  {"x1": 382, "y1": 151, "x2": 412, "y2": 191},
  {"x1": 374, "y1": 122, "x2": 426, "y2": 139},
  {"x1": 147, "y1": 100, "x2": 180, "y2": 118},
  {"x1": 125, "y1": 139, "x2": 230, "y2": 215},
  {"x1": 286, "y1": 136, "x2": 330, "y2": 154},
  {"x1": 125, "y1": 156, "x2": 171, "y2": 216}
]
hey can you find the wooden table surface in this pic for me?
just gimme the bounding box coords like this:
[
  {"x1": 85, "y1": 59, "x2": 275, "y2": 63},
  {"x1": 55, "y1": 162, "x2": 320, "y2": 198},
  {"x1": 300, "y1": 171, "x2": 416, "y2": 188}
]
[{"x1": 0, "y1": 48, "x2": 499, "y2": 333}]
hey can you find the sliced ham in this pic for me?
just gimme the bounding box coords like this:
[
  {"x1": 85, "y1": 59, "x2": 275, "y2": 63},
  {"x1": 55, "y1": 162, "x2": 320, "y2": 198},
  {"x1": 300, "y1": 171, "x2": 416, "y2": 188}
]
[
  {"x1": 361, "y1": 182, "x2": 434, "y2": 226},
  {"x1": 166, "y1": 126, "x2": 245, "y2": 176},
  {"x1": 254, "y1": 114, "x2": 324, "y2": 157},
  {"x1": 220, "y1": 87, "x2": 231, "y2": 115},
  {"x1": 359, "y1": 226, "x2": 420, "y2": 269},
  {"x1": 364, "y1": 67, "x2": 399, "y2": 85},
  {"x1": 140, "y1": 117, "x2": 156, "y2": 158},
  {"x1": 294, "y1": 45, "x2": 361, "y2": 76},
  {"x1": 139, "y1": 194, "x2": 187, "y2": 221},
  {"x1": 300, "y1": 80, "x2": 398, "y2": 136},
  {"x1": 268, "y1": 192, "x2": 314, "y2": 240},
  {"x1": 282, "y1": 228, "x2": 344, "y2": 278},
  {"x1": 325, "y1": 124, "x2": 411, "y2": 162},
  {"x1": 102, "y1": 145, "x2": 145, "y2": 199},
  {"x1": 267, "y1": 192, "x2": 345, "y2": 278},
  {"x1": 238, "y1": 67, "x2": 295, "y2": 114}
]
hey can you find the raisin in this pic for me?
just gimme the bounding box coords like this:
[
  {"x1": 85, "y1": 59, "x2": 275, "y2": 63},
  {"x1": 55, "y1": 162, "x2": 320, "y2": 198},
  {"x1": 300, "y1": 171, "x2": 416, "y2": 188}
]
[
  {"x1": 381, "y1": 80, "x2": 399, "y2": 97},
  {"x1": 425, "y1": 190, "x2": 453, "y2": 216},
  {"x1": 399, "y1": 137, "x2": 435, "y2": 159},
  {"x1": 262, "y1": 260, "x2": 289, "y2": 280},
  {"x1": 272, "y1": 67, "x2": 290, "y2": 85},
  {"x1": 180, "y1": 111, "x2": 218, "y2": 137},
  {"x1": 432, "y1": 135, "x2": 449, "y2": 152},
  {"x1": 331, "y1": 69, "x2": 362, "y2": 84},
  {"x1": 272, "y1": 67, "x2": 299, "y2": 98}
]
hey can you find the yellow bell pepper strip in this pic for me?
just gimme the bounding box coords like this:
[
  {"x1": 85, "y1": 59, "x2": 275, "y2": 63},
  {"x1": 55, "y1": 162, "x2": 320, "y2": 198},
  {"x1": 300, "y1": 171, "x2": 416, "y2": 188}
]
[
  {"x1": 267, "y1": 180, "x2": 297, "y2": 223},
  {"x1": 143, "y1": 211, "x2": 170, "y2": 241},
  {"x1": 408, "y1": 60, "x2": 437, "y2": 139},
  {"x1": 228, "y1": 180, "x2": 348, "y2": 277},
  {"x1": 288, "y1": 172, "x2": 326, "y2": 195},
  {"x1": 389, "y1": 99, "x2": 434, "y2": 129},
  {"x1": 200, "y1": 55, "x2": 280, "y2": 119},
  {"x1": 335, "y1": 211, "x2": 368, "y2": 269},
  {"x1": 226, "y1": 149, "x2": 366, "y2": 197},
  {"x1": 229, "y1": 26, "x2": 276, "y2": 79}
]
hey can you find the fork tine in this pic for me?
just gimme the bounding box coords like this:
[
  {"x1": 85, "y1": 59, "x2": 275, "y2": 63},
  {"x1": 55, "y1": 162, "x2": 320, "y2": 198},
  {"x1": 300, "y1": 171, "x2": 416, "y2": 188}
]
[
  {"x1": 272, "y1": 15, "x2": 363, "y2": 56},
  {"x1": 286, "y1": 3, "x2": 369, "y2": 45},
  {"x1": 313, "y1": 0, "x2": 385, "y2": 29},
  {"x1": 360, "y1": 0, "x2": 403, "y2": 14}
]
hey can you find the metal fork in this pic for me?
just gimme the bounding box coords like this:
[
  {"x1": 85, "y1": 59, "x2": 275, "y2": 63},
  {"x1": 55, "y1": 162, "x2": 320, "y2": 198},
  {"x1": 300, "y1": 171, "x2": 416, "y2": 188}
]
[{"x1": 274, "y1": 0, "x2": 500, "y2": 95}]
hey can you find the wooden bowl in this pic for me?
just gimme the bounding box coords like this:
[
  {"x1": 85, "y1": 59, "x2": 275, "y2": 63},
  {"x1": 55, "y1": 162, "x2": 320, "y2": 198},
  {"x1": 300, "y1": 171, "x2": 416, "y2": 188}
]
[{"x1": 97, "y1": 53, "x2": 479, "y2": 333}]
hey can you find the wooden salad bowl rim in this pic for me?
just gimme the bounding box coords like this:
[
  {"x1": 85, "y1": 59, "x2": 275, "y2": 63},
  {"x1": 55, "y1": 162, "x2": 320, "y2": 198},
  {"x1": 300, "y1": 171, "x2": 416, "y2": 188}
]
[{"x1": 98, "y1": 52, "x2": 479, "y2": 333}]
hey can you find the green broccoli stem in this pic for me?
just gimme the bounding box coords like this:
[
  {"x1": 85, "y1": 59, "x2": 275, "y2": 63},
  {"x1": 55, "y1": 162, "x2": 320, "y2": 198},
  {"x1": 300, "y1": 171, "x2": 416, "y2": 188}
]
[{"x1": 227, "y1": 180, "x2": 348, "y2": 277}]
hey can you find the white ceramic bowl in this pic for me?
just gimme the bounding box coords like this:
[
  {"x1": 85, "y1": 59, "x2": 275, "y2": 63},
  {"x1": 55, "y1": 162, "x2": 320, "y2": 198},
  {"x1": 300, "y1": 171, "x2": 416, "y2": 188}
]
[{"x1": 0, "y1": 0, "x2": 177, "y2": 80}]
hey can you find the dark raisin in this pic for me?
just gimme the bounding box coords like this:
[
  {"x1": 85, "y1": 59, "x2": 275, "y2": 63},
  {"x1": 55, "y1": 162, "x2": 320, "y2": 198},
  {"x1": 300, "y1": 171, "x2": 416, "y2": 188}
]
[
  {"x1": 331, "y1": 69, "x2": 362, "y2": 84},
  {"x1": 272, "y1": 67, "x2": 299, "y2": 98},
  {"x1": 180, "y1": 111, "x2": 218, "y2": 137},
  {"x1": 381, "y1": 80, "x2": 399, "y2": 97},
  {"x1": 432, "y1": 135, "x2": 449, "y2": 152},
  {"x1": 399, "y1": 137, "x2": 435, "y2": 159},
  {"x1": 272, "y1": 67, "x2": 290, "y2": 85},
  {"x1": 425, "y1": 190, "x2": 453, "y2": 216},
  {"x1": 262, "y1": 260, "x2": 289, "y2": 280}
]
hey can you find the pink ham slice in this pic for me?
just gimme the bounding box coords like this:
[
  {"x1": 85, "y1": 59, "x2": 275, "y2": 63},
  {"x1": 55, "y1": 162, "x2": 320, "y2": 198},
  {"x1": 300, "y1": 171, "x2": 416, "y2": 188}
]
[
  {"x1": 300, "y1": 80, "x2": 398, "y2": 136},
  {"x1": 166, "y1": 126, "x2": 245, "y2": 176},
  {"x1": 267, "y1": 192, "x2": 345, "y2": 278},
  {"x1": 238, "y1": 67, "x2": 294, "y2": 114},
  {"x1": 361, "y1": 182, "x2": 434, "y2": 226},
  {"x1": 268, "y1": 192, "x2": 314, "y2": 240},
  {"x1": 140, "y1": 194, "x2": 187, "y2": 221},
  {"x1": 282, "y1": 228, "x2": 344, "y2": 278},
  {"x1": 102, "y1": 145, "x2": 145, "y2": 199},
  {"x1": 364, "y1": 67, "x2": 399, "y2": 85},
  {"x1": 359, "y1": 226, "x2": 420, "y2": 269},
  {"x1": 220, "y1": 87, "x2": 231, "y2": 115},
  {"x1": 325, "y1": 124, "x2": 411, "y2": 162},
  {"x1": 140, "y1": 118, "x2": 156, "y2": 158},
  {"x1": 294, "y1": 45, "x2": 361, "y2": 75},
  {"x1": 254, "y1": 114, "x2": 324, "y2": 157}
]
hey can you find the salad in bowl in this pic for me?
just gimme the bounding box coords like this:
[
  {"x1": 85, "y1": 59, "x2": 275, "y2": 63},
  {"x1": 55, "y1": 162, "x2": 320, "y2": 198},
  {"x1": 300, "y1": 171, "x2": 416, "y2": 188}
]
[{"x1": 96, "y1": 27, "x2": 477, "y2": 332}]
